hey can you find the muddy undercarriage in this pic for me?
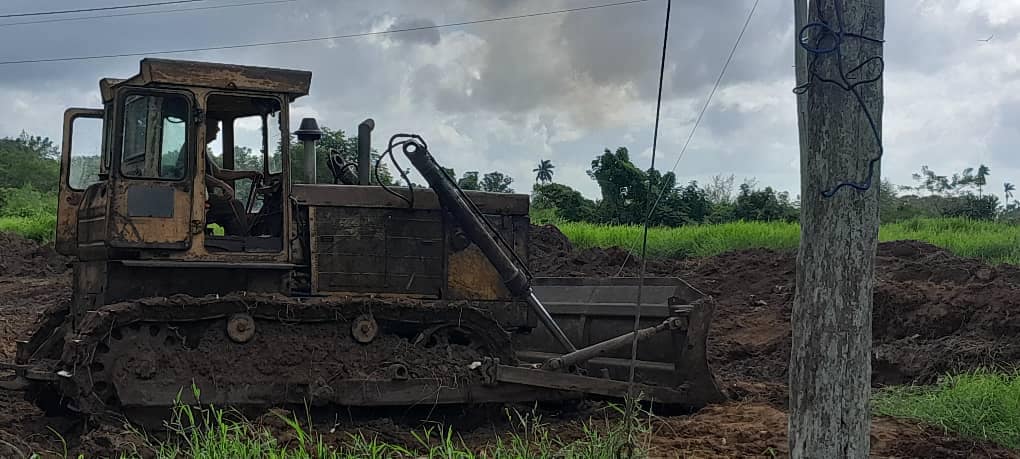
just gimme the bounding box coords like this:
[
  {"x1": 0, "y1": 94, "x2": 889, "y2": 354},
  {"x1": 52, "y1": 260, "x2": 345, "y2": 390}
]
[{"x1": 7, "y1": 287, "x2": 721, "y2": 423}]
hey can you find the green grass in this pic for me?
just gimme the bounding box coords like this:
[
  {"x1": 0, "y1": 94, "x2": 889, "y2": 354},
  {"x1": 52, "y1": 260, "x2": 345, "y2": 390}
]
[
  {"x1": 37, "y1": 388, "x2": 649, "y2": 459},
  {"x1": 873, "y1": 370, "x2": 1020, "y2": 450},
  {"x1": 0, "y1": 186, "x2": 58, "y2": 243},
  {"x1": 556, "y1": 220, "x2": 800, "y2": 258},
  {"x1": 880, "y1": 218, "x2": 1020, "y2": 264},
  {"x1": 7, "y1": 213, "x2": 1020, "y2": 264},
  {"x1": 555, "y1": 217, "x2": 1020, "y2": 264},
  {"x1": 0, "y1": 214, "x2": 56, "y2": 243}
]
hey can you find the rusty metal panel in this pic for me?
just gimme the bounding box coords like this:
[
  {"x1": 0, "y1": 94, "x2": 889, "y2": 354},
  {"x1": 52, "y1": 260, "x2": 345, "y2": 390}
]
[
  {"x1": 512, "y1": 277, "x2": 723, "y2": 402},
  {"x1": 512, "y1": 214, "x2": 530, "y2": 266},
  {"x1": 517, "y1": 277, "x2": 701, "y2": 362},
  {"x1": 56, "y1": 108, "x2": 105, "y2": 256},
  {"x1": 137, "y1": 59, "x2": 312, "y2": 96},
  {"x1": 447, "y1": 245, "x2": 508, "y2": 300},
  {"x1": 76, "y1": 183, "x2": 109, "y2": 247},
  {"x1": 127, "y1": 185, "x2": 174, "y2": 217},
  {"x1": 444, "y1": 213, "x2": 530, "y2": 300},
  {"x1": 292, "y1": 184, "x2": 530, "y2": 216},
  {"x1": 100, "y1": 78, "x2": 125, "y2": 103},
  {"x1": 71, "y1": 261, "x2": 108, "y2": 319},
  {"x1": 312, "y1": 206, "x2": 445, "y2": 296},
  {"x1": 109, "y1": 181, "x2": 191, "y2": 248}
]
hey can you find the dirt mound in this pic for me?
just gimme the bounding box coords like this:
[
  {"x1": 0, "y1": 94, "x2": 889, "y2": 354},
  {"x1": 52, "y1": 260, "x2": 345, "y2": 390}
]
[
  {"x1": 528, "y1": 224, "x2": 679, "y2": 277},
  {"x1": 698, "y1": 240, "x2": 1020, "y2": 388},
  {"x1": 529, "y1": 224, "x2": 640, "y2": 277},
  {"x1": 649, "y1": 402, "x2": 1018, "y2": 458},
  {"x1": 0, "y1": 232, "x2": 68, "y2": 277},
  {"x1": 530, "y1": 233, "x2": 1020, "y2": 390}
]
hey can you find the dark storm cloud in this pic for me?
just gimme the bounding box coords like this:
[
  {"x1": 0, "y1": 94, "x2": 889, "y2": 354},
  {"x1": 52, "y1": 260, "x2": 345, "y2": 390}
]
[
  {"x1": 397, "y1": 1, "x2": 798, "y2": 119},
  {"x1": 5, "y1": 0, "x2": 1020, "y2": 199},
  {"x1": 556, "y1": 0, "x2": 789, "y2": 99},
  {"x1": 0, "y1": 0, "x2": 301, "y2": 89}
]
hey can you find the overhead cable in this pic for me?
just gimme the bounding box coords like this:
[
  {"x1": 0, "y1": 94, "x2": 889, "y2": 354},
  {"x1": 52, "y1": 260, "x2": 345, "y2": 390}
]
[
  {"x1": 0, "y1": 0, "x2": 652, "y2": 65},
  {"x1": 613, "y1": 0, "x2": 759, "y2": 278},
  {"x1": 0, "y1": 0, "x2": 205, "y2": 18},
  {"x1": 0, "y1": 0, "x2": 295, "y2": 28},
  {"x1": 621, "y1": 0, "x2": 672, "y2": 456}
]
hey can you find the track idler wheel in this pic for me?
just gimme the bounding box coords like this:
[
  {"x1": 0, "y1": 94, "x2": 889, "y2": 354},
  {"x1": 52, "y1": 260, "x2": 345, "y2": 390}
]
[
  {"x1": 351, "y1": 314, "x2": 378, "y2": 343},
  {"x1": 227, "y1": 313, "x2": 256, "y2": 343}
]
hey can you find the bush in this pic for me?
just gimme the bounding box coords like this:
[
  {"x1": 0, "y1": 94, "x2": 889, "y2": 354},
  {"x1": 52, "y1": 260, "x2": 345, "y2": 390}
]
[
  {"x1": 532, "y1": 183, "x2": 596, "y2": 222},
  {"x1": 732, "y1": 184, "x2": 798, "y2": 222},
  {"x1": 0, "y1": 215, "x2": 57, "y2": 243},
  {"x1": 0, "y1": 186, "x2": 59, "y2": 243},
  {"x1": 883, "y1": 193, "x2": 1001, "y2": 222},
  {"x1": 0, "y1": 186, "x2": 58, "y2": 218}
]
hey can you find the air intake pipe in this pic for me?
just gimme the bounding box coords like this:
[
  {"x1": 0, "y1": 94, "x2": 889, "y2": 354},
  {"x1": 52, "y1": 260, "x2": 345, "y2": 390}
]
[{"x1": 294, "y1": 118, "x2": 323, "y2": 184}]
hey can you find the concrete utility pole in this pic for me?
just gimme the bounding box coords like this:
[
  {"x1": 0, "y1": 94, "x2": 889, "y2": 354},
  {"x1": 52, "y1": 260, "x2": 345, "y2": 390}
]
[{"x1": 790, "y1": 0, "x2": 884, "y2": 458}]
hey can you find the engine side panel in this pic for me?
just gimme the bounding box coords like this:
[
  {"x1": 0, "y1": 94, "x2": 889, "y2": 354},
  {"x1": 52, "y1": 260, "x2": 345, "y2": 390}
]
[
  {"x1": 310, "y1": 206, "x2": 446, "y2": 296},
  {"x1": 305, "y1": 194, "x2": 529, "y2": 301}
]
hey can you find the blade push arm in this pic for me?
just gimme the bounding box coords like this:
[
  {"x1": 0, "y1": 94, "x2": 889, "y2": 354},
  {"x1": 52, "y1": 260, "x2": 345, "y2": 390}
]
[{"x1": 401, "y1": 140, "x2": 576, "y2": 353}]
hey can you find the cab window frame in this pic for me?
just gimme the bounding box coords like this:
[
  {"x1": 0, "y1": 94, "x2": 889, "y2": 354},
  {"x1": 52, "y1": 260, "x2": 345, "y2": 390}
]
[
  {"x1": 114, "y1": 88, "x2": 194, "y2": 183},
  {"x1": 204, "y1": 91, "x2": 286, "y2": 179},
  {"x1": 63, "y1": 109, "x2": 105, "y2": 192}
]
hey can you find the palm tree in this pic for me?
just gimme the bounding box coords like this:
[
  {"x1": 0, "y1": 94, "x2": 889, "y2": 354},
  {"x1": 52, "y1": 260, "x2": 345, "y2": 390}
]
[
  {"x1": 976, "y1": 164, "x2": 990, "y2": 196},
  {"x1": 1004, "y1": 182, "x2": 1015, "y2": 207},
  {"x1": 533, "y1": 159, "x2": 555, "y2": 184}
]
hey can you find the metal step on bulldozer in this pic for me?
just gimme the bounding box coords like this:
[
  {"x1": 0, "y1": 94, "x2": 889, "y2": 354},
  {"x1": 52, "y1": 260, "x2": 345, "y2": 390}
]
[{"x1": 0, "y1": 58, "x2": 724, "y2": 421}]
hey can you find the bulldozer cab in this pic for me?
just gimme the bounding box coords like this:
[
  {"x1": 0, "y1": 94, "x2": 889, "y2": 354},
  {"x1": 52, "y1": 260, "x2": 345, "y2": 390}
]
[{"x1": 56, "y1": 58, "x2": 309, "y2": 259}]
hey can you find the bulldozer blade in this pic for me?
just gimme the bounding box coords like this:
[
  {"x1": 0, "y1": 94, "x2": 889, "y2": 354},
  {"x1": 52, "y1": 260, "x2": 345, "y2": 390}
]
[{"x1": 512, "y1": 277, "x2": 725, "y2": 408}]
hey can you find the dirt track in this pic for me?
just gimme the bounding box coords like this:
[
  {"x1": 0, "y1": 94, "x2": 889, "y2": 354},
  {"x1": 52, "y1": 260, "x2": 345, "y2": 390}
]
[{"x1": 0, "y1": 228, "x2": 1018, "y2": 457}]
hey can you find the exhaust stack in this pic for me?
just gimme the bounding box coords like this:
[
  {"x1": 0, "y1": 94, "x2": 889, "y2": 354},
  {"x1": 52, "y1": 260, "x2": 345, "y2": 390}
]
[{"x1": 357, "y1": 119, "x2": 374, "y2": 185}]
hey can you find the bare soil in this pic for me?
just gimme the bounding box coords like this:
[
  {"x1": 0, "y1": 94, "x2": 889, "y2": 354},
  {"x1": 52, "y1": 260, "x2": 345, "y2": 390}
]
[
  {"x1": 531, "y1": 226, "x2": 1020, "y2": 392},
  {"x1": 0, "y1": 229, "x2": 1018, "y2": 457},
  {"x1": 0, "y1": 233, "x2": 69, "y2": 278}
]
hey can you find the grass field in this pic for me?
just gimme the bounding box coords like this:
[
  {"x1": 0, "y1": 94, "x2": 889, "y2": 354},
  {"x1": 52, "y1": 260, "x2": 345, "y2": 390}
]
[
  {"x1": 873, "y1": 370, "x2": 1020, "y2": 450},
  {"x1": 556, "y1": 217, "x2": 1020, "y2": 264},
  {"x1": 6, "y1": 215, "x2": 1020, "y2": 264},
  {"x1": 71, "y1": 392, "x2": 645, "y2": 459},
  {"x1": 0, "y1": 214, "x2": 56, "y2": 243}
]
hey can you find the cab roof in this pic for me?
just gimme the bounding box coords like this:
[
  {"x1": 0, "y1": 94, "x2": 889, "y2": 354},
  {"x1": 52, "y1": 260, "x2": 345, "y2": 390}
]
[{"x1": 100, "y1": 58, "x2": 312, "y2": 102}]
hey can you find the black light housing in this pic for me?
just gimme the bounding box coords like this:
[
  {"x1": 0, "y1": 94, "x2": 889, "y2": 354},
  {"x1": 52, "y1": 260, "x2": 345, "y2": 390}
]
[{"x1": 294, "y1": 117, "x2": 323, "y2": 141}]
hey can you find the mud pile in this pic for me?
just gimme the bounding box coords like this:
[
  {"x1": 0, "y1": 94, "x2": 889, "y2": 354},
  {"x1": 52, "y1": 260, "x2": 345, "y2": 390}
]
[
  {"x1": 528, "y1": 225, "x2": 678, "y2": 277},
  {"x1": 530, "y1": 225, "x2": 1020, "y2": 389},
  {"x1": 0, "y1": 232, "x2": 68, "y2": 277}
]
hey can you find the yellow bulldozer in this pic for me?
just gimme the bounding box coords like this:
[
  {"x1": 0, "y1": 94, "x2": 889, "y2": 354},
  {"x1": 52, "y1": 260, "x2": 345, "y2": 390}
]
[{"x1": 1, "y1": 58, "x2": 723, "y2": 421}]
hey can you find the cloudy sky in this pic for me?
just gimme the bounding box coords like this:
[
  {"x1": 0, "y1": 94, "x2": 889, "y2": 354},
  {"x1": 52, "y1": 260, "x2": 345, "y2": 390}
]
[{"x1": 1, "y1": 0, "x2": 1018, "y2": 200}]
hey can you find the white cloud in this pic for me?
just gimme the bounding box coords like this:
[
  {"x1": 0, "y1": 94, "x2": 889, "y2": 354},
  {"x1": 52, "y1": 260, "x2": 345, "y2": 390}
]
[{"x1": 2, "y1": 0, "x2": 1020, "y2": 202}]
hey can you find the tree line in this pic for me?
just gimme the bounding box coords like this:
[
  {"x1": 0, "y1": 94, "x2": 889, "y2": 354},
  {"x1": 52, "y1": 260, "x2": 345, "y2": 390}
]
[
  {"x1": 525, "y1": 150, "x2": 1017, "y2": 227},
  {"x1": 529, "y1": 147, "x2": 799, "y2": 226},
  {"x1": 2, "y1": 129, "x2": 1018, "y2": 226}
]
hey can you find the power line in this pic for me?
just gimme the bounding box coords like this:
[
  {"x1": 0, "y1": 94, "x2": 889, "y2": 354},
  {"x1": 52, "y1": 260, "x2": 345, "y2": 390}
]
[
  {"x1": 614, "y1": 0, "x2": 759, "y2": 277},
  {"x1": 0, "y1": 0, "x2": 205, "y2": 18},
  {"x1": 623, "y1": 0, "x2": 670, "y2": 454},
  {"x1": 0, "y1": 0, "x2": 652, "y2": 65},
  {"x1": 0, "y1": 0, "x2": 295, "y2": 28}
]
